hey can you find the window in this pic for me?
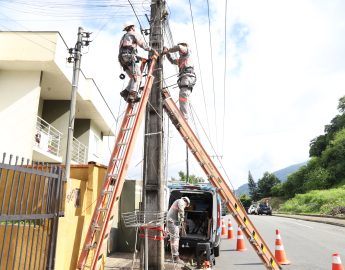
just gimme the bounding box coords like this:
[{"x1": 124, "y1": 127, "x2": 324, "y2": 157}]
[{"x1": 93, "y1": 134, "x2": 101, "y2": 158}]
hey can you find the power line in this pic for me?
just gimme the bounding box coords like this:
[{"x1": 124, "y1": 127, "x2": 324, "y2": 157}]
[
  {"x1": 187, "y1": 0, "x2": 212, "y2": 141},
  {"x1": 206, "y1": 0, "x2": 219, "y2": 155},
  {"x1": 127, "y1": 0, "x2": 146, "y2": 34},
  {"x1": 221, "y1": 0, "x2": 228, "y2": 156},
  {"x1": 190, "y1": 103, "x2": 235, "y2": 191}
]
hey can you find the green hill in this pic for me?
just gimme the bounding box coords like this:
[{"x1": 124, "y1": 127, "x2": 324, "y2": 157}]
[{"x1": 235, "y1": 161, "x2": 307, "y2": 196}]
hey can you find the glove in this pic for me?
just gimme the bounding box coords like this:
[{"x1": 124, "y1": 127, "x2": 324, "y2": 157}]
[{"x1": 162, "y1": 47, "x2": 169, "y2": 55}]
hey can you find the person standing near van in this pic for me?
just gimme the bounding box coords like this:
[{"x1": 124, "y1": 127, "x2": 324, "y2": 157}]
[{"x1": 167, "y1": 197, "x2": 190, "y2": 264}]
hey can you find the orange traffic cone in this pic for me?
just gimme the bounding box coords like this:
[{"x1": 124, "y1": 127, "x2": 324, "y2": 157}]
[
  {"x1": 236, "y1": 227, "x2": 247, "y2": 251},
  {"x1": 332, "y1": 253, "x2": 344, "y2": 270},
  {"x1": 274, "y1": 229, "x2": 290, "y2": 265},
  {"x1": 221, "y1": 219, "x2": 226, "y2": 236},
  {"x1": 227, "y1": 219, "x2": 234, "y2": 239},
  {"x1": 202, "y1": 260, "x2": 212, "y2": 270}
]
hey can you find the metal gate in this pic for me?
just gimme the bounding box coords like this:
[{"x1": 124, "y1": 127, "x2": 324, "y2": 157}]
[{"x1": 0, "y1": 153, "x2": 63, "y2": 270}]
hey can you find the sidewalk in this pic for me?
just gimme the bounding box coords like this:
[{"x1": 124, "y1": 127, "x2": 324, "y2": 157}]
[{"x1": 105, "y1": 252, "x2": 183, "y2": 270}]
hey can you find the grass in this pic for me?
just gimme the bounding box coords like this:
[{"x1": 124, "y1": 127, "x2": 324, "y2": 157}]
[{"x1": 278, "y1": 185, "x2": 345, "y2": 215}]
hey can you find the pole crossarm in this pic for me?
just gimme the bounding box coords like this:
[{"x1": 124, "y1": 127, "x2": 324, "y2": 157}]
[{"x1": 162, "y1": 89, "x2": 282, "y2": 270}]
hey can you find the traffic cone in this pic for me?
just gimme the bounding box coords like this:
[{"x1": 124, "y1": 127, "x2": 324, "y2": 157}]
[
  {"x1": 202, "y1": 260, "x2": 212, "y2": 269},
  {"x1": 332, "y1": 253, "x2": 344, "y2": 270},
  {"x1": 221, "y1": 219, "x2": 226, "y2": 236},
  {"x1": 236, "y1": 227, "x2": 247, "y2": 251},
  {"x1": 227, "y1": 219, "x2": 234, "y2": 239},
  {"x1": 274, "y1": 229, "x2": 290, "y2": 265}
]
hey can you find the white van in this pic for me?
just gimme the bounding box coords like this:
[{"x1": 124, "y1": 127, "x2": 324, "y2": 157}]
[{"x1": 166, "y1": 182, "x2": 222, "y2": 264}]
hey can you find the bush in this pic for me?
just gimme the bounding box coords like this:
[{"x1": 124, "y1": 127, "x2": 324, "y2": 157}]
[{"x1": 279, "y1": 185, "x2": 345, "y2": 215}]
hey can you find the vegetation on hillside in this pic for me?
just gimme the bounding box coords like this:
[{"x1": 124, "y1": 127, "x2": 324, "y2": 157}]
[
  {"x1": 244, "y1": 96, "x2": 345, "y2": 215},
  {"x1": 279, "y1": 186, "x2": 345, "y2": 216}
]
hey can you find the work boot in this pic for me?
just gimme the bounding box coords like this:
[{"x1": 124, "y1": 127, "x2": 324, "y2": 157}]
[
  {"x1": 120, "y1": 89, "x2": 129, "y2": 102},
  {"x1": 127, "y1": 91, "x2": 140, "y2": 103},
  {"x1": 173, "y1": 255, "x2": 185, "y2": 265}
]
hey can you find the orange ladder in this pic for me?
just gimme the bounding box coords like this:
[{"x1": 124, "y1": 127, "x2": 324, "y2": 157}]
[
  {"x1": 162, "y1": 88, "x2": 282, "y2": 270},
  {"x1": 76, "y1": 55, "x2": 157, "y2": 270}
]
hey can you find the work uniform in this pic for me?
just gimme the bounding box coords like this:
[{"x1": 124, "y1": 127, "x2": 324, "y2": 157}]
[
  {"x1": 166, "y1": 198, "x2": 188, "y2": 257},
  {"x1": 118, "y1": 29, "x2": 151, "y2": 99},
  {"x1": 166, "y1": 44, "x2": 196, "y2": 120}
]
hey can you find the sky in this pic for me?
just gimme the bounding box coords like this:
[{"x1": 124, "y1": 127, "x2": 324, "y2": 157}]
[{"x1": 1, "y1": 0, "x2": 345, "y2": 189}]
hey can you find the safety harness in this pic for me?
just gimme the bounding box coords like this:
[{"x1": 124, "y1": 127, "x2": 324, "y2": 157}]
[{"x1": 118, "y1": 33, "x2": 138, "y2": 72}]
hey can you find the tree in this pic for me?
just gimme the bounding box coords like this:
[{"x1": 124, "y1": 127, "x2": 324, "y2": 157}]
[
  {"x1": 239, "y1": 194, "x2": 251, "y2": 208},
  {"x1": 257, "y1": 172, "x2": 280, "y2": 198},
  {"x1": 247, "y1": 171, "x2": 258, "y2": 201},
  {"x1": 177, "y1": 171, "x2": 206, "y2": 184},
  {"x1": 337, "y1": 95, "x2": 345, "y2": 113}
]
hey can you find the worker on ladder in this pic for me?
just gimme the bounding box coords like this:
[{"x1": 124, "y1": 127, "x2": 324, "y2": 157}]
[
  {"x1": 167, "y1": 196, "x2": 190, "y2": 265},
  {"x1": 118, "y1": 22, "x2": 158, "y2": 103},
  {"x1": 162, "y1": 43, "x2": 196, "y2": 120}
]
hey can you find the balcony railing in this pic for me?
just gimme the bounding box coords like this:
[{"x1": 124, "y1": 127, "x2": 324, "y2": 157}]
[
  {"x1": 35, "y1": 116, "x2": 62, "y2": 157},
  {"x1": 72, "y1": 138, "x2": 88, "y2": 164}
]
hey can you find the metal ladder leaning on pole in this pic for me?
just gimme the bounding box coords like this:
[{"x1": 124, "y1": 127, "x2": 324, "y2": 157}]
[
  {"x1": 161, "y1": 88, "x2": 282, "y2": 270},
  {"x1": 76, "y1": 55, "x2": 158, "y2": 270}
]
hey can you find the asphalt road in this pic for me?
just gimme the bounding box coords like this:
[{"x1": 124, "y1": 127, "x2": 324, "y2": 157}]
[{"x1": 216, "y1": 215, "x2": 345, "y2": 270}]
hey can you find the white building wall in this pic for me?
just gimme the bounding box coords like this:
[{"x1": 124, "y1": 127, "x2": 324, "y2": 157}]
[
  {"x1": 0, "y1": 70, "x2": 41, "y2": 159},
  {"x1": 88, "y1": 120, "x2": 103, "y2": 164}
]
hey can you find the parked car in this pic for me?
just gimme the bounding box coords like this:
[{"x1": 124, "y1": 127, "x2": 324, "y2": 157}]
[
  {"x1": 166, "y1": 182, "x2": 222, "y2": 265},
  {"x1": 247, "y1": 204, "x2": 257, "y2": 215},
  {"x1": 256, "y1": 203, "x2": 272, "y2": 215}
]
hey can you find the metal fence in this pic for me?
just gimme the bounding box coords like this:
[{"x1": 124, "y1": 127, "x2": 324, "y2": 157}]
[
  {"x1": 0, "y1": 153, "x2": 63, "y2": 270},
  {"x1": 72, "y1": 138, "x2": 88, "y2": 164}
]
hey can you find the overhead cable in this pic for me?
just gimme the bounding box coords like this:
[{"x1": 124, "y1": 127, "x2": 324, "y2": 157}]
[
  {"x1": 206, "y1": 0, "x2": 219, "y2": 155},
  {"x1": 221, "y1": 0, "x2": 228, "y2": 156},
  {"x1": 187, "y1": 0, "x2": 212, "y2": 141}
]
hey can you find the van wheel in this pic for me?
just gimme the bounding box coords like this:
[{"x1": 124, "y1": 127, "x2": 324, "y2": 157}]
[{"x1": 213, "y1": 245, "x2": 220, "y2": 257}]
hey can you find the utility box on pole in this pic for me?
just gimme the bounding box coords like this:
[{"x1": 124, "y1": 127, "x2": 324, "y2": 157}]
[{"x1": 141, "y1": 0, "x2": 166, "y2": 269}]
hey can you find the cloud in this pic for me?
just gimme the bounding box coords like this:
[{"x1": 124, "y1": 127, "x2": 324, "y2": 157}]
[{"x1": 2, "y1": 0, "x2": 345, "y2": 189}]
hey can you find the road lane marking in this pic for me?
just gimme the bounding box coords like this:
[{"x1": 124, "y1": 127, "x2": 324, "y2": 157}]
[{"x1": 288, "y1": 221, "x2": 313, "y2": 229}]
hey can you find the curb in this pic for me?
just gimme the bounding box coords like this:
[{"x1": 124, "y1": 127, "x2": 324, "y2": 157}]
[{"x1": 273, "y1": 213, "x2": 345, "y2": 228}]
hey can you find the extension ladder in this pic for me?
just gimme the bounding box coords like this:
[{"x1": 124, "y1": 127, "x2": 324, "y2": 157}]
[
  {"x1": 76, "y1": 55, "x2": 157, "y2": 270},
  {"x1": 162, "y1": 89, "x2": 282, "y2": 270}
]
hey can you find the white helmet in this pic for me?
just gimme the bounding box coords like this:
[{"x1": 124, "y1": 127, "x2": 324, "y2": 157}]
[
  {"x1": 123, "y1": 22, "x2": 135, "y2": 31},
  {"x1": 182, "y1": 197, "x2": 190, "y2": 206},
  {"x1": 177, "y1": 42, "x2": 188, "y2": 46}
]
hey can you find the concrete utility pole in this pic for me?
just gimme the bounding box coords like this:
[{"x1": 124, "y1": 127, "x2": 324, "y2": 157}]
[
  {"x1": 65, "y1": 27, "x2": 90, "y2": 181},
  {"x1": 141, "y1": 0, "x2": 166, "y2": 269}
]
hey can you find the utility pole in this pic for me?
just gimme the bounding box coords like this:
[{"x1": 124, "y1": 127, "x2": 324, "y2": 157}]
[
  {"x1": 186, "y1": 146, "x2": 189, "y2": 183},
  {"x1": 65, "y1": 27, "x2": 91, "y2": 181},
  {"x1": 141, "y1": 0, "x2": 166, "y2": 269}
]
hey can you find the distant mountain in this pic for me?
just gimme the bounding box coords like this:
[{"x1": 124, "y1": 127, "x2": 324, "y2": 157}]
[
  {"x1": 273, "y1": 161, "x2": 307, "y2": 182},
  {"x1": 235, "y1": 161, "x2": 308, "y2": 196}
]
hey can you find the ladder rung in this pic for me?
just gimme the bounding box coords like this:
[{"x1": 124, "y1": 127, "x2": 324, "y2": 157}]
[
  {"x1": 98, "y1": 207, "x2": 108, "y2": 212},
  {"x1": 113, "y1": 158, "x2": 123, "y2": 162},
  {"x1": 102, "y1": 190, "x2": 113, "y2": 196},
  {"x1": 85, "y1": 243, "x2": 97, "y2": 250},
  {"x1": 121, "y1": 128, "x2": 132, "y2": 132},
  {"x1": 127, "y1": 113, "x2": 136, "y2": 117},
  {"x1": 108, "y1": 173, "x2": 117, "y2": 179},
  {"x1": 92, "y1": 223, "x2": 101, "y2": 231},
  {"x1": 117, "y1": 143, "x2": 127, "y2": 146}
]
